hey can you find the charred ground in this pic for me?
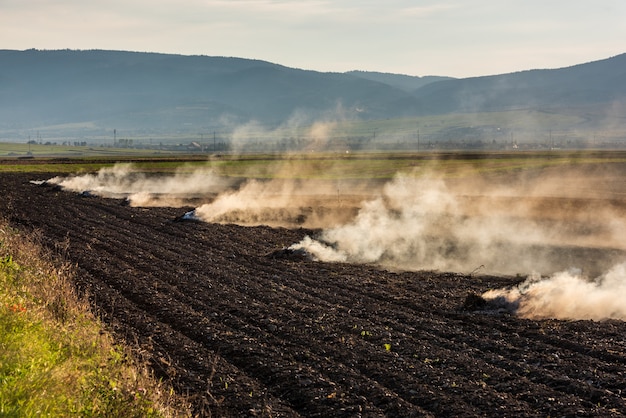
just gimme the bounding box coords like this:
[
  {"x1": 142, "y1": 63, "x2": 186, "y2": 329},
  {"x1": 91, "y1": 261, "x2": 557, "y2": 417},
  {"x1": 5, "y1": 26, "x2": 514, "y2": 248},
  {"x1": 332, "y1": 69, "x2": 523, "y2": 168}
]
[{"x1": 2, "y1": 172, "x2": 626, "y2": 417}]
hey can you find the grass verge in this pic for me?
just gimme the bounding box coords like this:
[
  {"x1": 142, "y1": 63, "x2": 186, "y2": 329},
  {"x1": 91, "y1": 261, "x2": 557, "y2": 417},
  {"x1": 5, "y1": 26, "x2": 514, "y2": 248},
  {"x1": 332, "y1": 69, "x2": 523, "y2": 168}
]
[{"x1": 0, "y1": 219, "x2": 191, "y2": 417}]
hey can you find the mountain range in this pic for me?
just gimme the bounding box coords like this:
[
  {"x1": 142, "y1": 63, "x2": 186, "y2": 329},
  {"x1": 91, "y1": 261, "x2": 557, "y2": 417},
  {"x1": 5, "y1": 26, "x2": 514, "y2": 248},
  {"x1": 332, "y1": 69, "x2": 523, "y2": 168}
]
[{"x1": 1, "y1": 49, "x2": 625, "y2": 141}]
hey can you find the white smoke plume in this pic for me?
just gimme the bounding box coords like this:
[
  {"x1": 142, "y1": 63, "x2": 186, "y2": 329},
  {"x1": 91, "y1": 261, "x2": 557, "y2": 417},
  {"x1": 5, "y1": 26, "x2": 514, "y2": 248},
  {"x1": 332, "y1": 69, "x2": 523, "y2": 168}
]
[
  {"x1": 482, "y1": 263, "x2": 626, "y2": 320},
  {"x1": 42, "y1": 159, "x2": 626, "y2": 321},
  {"x1": 225, "y1": 105, "x2": 347, "y2": 153},
  {"x1": 45, "y1": 161, "x2": 372, "y2": 227},
  {"x1": 47, "y1": 163, "x2": 626, "y2": 277},
  {"x1": 47, "y1": 164, "x2": 233, "y2": 206},
  {"x1": 193, "y1": 178, "x2": 300, "y2": 222},
  {"x1": 190, "y1": 177, "x2": 369, "y2": 228},
  {"x1": 290, "y1": 172, "x2": 626, "y2": 276}
]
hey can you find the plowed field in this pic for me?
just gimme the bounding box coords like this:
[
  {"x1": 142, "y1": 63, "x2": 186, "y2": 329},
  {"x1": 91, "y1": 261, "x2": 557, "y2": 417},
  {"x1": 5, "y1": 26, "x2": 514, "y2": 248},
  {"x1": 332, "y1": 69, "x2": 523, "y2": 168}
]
[{"x1": 2, "y1": 171, "x2": 626, "y2": 417}]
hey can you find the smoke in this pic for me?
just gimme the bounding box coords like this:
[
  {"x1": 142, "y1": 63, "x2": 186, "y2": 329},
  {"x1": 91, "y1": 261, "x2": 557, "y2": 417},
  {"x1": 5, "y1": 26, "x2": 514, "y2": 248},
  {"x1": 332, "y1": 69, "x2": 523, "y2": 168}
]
[
  {"x1": 482, "y1": 263, "x2": 626, "y2": 320},
  {"x1": 290, "y1": 171, "x2": 626, "y2": 276},
  {"x1": 225, "y1": 104, "x2": 348, "y2": 153},
  {"x1": 193, "y1": 178, "x2": 302, "y2": 223},
  {"x1": 47, "y1": 163, "x2": 233, "y2": 206},
  {"x1": 45, "y1": 162, "x2": 374, "y2": 227},
  {"x1": 286, "y1": 168, "x2": 626, "y2": 320},
  {"x1": 43, "y1": 159, "x2": 626, "y2": 321},
  {"x1": 292, "y1": 176, "x2": 462, "y2": 268},
  {"x1": 191, "y1": 177, "x2": 369, "y2": 228},
  {"x1": 49, "y1": 162, "x2": 626, "y2": 277}
]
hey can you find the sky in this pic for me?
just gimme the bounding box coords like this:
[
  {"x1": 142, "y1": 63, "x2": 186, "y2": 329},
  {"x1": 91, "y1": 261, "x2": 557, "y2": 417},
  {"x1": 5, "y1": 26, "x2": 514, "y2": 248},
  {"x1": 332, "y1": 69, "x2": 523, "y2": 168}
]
[{"x1": 2, "y1": 0, "x2": 625, "y2": 78}]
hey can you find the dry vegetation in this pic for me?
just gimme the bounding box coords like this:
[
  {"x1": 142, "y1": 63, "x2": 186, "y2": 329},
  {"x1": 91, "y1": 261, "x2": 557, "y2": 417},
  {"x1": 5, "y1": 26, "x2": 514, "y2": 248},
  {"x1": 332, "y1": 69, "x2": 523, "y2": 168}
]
[{"x1": 0, "y1": 218, "x2": 191, "y2": 417}]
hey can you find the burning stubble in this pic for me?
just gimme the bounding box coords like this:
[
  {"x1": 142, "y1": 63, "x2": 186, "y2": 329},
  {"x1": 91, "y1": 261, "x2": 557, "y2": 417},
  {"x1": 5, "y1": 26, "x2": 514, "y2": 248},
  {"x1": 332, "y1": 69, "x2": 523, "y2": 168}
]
[
  {"x1": 482, "y1": 263, "x2": 626, "y2": 320},
  {"x1": 46, "y1": 164, "x2": 235, "y2": 207},
  {"x1": 44, "y1": 162, "x2": 376, "y2": 228},
  {"x1": 292, "y1": 171, "x2": 626, "y2": 277},
  {"x1": 45, "y1": 160, "x2": 626, "y2": 320},
  {"x1": 288, "y1": 167, "x2": 626, "y2": 320},
  {"x1": 190, "y1": 176, "x2": 375, "y2": 228}
]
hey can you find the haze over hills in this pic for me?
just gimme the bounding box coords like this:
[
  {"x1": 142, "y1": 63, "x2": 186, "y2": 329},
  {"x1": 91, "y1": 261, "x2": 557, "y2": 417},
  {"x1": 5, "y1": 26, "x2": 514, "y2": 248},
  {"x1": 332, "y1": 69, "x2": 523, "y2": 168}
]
[
  {"x1": 345, "y1": 71, "x2": 453, "y2": 93},
  {"x1": 0, "y1": 49, "x2": 423, "y2": 131},
  {"x1": 0, "y1": 49, "x2": 625, "y2": 148},
  {"x1": 411, "y1": 53, "x2": 626, "y2": 114}
]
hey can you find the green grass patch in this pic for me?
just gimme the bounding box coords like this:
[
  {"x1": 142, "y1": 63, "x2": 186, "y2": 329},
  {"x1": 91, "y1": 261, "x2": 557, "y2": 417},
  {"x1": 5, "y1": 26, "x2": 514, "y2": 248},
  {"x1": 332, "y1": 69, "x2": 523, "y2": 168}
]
[
  {"x1": 1, "y1": 149, "x2": 626, "y2": 180},
  {"x1": 0, "y1": 222, "x2": 190, "y2": 417},
  {"x1": 0, "y1": 142, "x2": 187, "y2": 159},
  {"x1": 204, "y1": 150, "x2": 626, "y2": 180}
]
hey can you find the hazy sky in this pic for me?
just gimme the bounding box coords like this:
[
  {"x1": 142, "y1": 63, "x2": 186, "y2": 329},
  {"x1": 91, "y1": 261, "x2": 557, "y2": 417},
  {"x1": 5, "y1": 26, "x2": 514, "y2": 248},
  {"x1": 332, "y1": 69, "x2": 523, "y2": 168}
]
[{"x1": 2, "y1": 0, "x2": 625, "y2": 77}]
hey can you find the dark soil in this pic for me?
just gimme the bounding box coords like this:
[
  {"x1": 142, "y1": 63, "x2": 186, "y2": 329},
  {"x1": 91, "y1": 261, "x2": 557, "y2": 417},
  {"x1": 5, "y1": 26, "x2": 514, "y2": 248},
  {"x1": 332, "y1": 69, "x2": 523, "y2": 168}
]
[{"x1": 2, "y1": 172, "x2": 626, "y2": 417}]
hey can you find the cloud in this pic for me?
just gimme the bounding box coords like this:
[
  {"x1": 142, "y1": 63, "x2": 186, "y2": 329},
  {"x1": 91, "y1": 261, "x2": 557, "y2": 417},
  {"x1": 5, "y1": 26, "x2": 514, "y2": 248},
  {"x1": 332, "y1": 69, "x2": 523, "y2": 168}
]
[{"x1": 2, "y1": 0, "x2": 625, "y2": 77}]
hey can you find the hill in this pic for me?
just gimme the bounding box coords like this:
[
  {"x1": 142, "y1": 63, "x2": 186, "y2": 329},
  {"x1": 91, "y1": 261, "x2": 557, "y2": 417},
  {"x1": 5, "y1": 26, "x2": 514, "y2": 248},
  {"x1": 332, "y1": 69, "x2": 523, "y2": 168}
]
[
  {"x1": 346, "y1": 70, "x2": 453, "y2": 92},
  {"x1": 0, "y1": 49, "x2": 422, "y2": 133},
  {"x1": 411, "y1": 53, "x2": 626, "y2": 114},
  {"x1": 0, "y1": 49, "x2": 625, "y2": 146}
]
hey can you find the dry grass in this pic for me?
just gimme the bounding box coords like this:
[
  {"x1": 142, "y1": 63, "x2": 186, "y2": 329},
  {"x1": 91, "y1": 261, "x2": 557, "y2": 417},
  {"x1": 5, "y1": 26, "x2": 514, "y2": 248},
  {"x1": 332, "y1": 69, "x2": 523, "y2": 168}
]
[{"x1": 0, "y1": 218, "x2": 192, "y2": 417}]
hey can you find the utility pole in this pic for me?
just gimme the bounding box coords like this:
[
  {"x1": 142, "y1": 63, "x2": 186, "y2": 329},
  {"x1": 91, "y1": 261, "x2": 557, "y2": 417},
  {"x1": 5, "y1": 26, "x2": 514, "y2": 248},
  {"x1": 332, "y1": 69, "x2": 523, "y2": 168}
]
[
  {"x1": 213, "y1": 131, "x2": 216, "y2": 152},
  {"x1": 114, "y1": 129, "x2": 117, "y2": 147},
  {"x1": 549, "y1": 129, "x2": 553, "y2": 149},
  {"x1": 417, "y1": 128, "x2": 420, "y2": 152}
]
